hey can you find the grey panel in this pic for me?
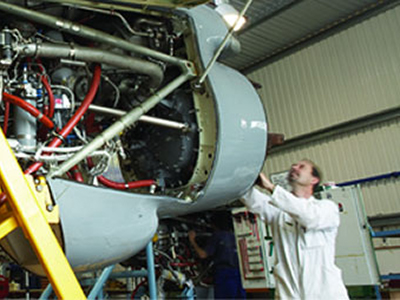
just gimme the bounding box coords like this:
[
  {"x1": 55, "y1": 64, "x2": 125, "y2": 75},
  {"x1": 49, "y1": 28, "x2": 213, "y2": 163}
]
[
  {"x1": 318, "y1": 187, "x2": 380, "y2": 285},
  {"x1": 48, "y1": 179, "x2": 161, "y2": 272},
  {"x1": 160, "y1": 5, "x2": 268, "y2": 213}
]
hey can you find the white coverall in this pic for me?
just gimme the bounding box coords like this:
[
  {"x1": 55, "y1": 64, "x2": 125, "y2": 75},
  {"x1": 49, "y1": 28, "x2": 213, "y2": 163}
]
[{"x1": 242, "y1": 186, "x2": 349, "y2": 300}]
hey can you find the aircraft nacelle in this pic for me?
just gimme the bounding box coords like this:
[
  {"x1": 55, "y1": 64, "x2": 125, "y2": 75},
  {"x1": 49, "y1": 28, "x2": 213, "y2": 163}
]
[{"x1": 0, "y1": 0, "x2": 267, "y2": 275}]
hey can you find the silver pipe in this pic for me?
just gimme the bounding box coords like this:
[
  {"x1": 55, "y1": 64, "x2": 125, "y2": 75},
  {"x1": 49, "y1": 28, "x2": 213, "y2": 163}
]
[
  {"x1": 62, "y1": 4, "x2": 151, "y2": 37},
  {"x1": 20, "y1": 43, "x2": 163, "y2": 89},
  {"x1": 0, "y1": 2, "x2": 192, "y2": 72},
  {"x1": 87, "y1": 104, "x2": 188, "y2": 131},
  {"x1": 198, "y1": 0, "x2": 254, "y2": 85},
  {"x1": 47, "y1": 72, "x2": 193, "y2": 179}
]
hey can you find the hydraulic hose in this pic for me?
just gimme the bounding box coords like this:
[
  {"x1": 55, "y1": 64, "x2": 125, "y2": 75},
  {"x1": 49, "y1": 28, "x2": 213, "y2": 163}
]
[
  {"x1": 25, "y1": 65, "x2": 101, "y2": 175},
  {"x1": 87, "y1": 157, "x2": 155, "y2": 190},
  {"x1": 41, "y1": 75, "x2": 55, "y2": 118},
  {"x1": 2, "y1": 93, "x2": 54, "y2": 129},
  {"x1": 36, "y1": 59, "x2": 55, "y2": 118},
  {"x1": 70, "y1": 165, "x2": 84, "y2": 182},
  {"x1": 97, "y1": 176, "x2": 156, "y2": 190}
]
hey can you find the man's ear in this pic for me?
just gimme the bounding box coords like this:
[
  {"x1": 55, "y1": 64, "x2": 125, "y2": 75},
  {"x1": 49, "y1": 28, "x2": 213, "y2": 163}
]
[{"x1": 311, "y1": 176, "x2": 319, "y2": 186}]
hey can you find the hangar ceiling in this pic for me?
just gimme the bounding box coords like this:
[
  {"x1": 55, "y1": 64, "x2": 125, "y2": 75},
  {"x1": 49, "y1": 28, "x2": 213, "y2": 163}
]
[{"x1": 221, "y1": 0, "x2": 400, "y2": 74}]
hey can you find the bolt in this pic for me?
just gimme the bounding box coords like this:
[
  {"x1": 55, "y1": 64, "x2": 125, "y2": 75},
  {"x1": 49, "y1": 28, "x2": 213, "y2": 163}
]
[
  {"x1": 36, "y1": 185, "x2": 43, "y2": 192},
  {"x1": 46, "y1": 204, "x2": 53, "y2": 212}
]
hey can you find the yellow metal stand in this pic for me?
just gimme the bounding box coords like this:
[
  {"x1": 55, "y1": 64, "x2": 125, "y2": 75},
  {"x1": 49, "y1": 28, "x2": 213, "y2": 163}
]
[{"x1": 0, "y1": 129, "x2": 85, "y2": 299}]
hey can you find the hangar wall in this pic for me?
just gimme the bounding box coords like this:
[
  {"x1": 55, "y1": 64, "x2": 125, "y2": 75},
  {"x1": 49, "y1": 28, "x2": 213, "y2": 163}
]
[{"x1": 247, "y1": 5, "x2": 400, "y2": 274}]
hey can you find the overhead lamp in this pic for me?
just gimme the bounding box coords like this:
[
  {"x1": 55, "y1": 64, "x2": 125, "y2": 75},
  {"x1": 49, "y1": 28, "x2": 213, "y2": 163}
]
[{"x1": 214, "y1": 0, "x2": 247, "y2": 31}]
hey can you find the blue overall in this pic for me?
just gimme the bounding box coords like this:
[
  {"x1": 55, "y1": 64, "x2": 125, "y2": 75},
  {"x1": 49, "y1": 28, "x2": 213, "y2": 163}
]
[{"x1": 205, "y1": 231, "x2": 246, "y2": 299}]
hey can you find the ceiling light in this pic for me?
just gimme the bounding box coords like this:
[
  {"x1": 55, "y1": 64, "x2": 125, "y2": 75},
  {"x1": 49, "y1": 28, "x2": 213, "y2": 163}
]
[{"x1": 215, "y1": 2, "x2": 247, "y2": 31}]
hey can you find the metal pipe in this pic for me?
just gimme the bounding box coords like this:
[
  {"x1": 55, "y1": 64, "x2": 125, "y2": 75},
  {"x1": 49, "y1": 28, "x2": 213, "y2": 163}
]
[
  {"x1": 197, "y1": 0, "x2": 254, "y2": 85},
  {"x1": 381, "y1": 274, "x2": 400, "y2": 280},
  {"x1": 370, "y1": 229, "x2": 400, "y2": 238},
  {"x1": 109, "y1": 270, "x2": 148, "y2": 278},
  {"x1": 47, "y1": 71, "x2": 192, "y2": 178},
  {"x1": 374, "y1": 285, "x2": 382, "y2": 300},
  {"x1": 146, "y1": 241, "x2": 157, "y2": 300},
  {"x1": 39, "y1": 284, "x2": 53, "y2": 300},
  {"x1": 0, "y1": 2, "x2": 192, "y2": 71},
  {"x1": 62, "y1": 4, "x2": 151, "y2": 37},
  {"x1": 87, "y1": 103, "x2": 188, "y2": 130},
  {"x1": 79, "y1": 270, "x2": 149, "y2": 287},
  {"x1": 87, "y1": 265, "x2": 115, "y2": 300},
  {"x1": 337, "y1": 171, "x2": 400, "y2": 187},
  {"x1": 20, "y1": 43, "x2": 163, "y2": 89}
]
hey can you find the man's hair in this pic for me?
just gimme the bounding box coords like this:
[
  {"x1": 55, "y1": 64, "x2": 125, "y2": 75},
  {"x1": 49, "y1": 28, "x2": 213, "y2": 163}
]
[{"x1": 302, "y1": 159, "x2": 322, "y2": 193}]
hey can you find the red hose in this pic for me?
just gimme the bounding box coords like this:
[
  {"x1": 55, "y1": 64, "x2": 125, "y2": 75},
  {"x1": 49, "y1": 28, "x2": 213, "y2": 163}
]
[
  {"x1": 70, "y1": 165, "x2": 84, "y2": 182},
  {"x1": 54, "y1": 65, "x2": 101, "y2": 146},
  {"x1": 25, "y1": 64, "x2": 102, "y2": 175},
  {"x1": 41, "y1": 75, "x2": 55, "y2": 118},
  {"x1": 35, "y1": 59, "x2": 55, "y2": 118},
  {"x1": 2, "y1": 101, "x2": 9, "y2": 135},
  {"x1": 97, "y1": 176, "x2": 156, "y2": 190},
  {"x1": 87, "y1": 157, "x2": 156, "y2": 190},
  {"x1": 2, "y1": 93, "x2": 54, "y2": 129}
]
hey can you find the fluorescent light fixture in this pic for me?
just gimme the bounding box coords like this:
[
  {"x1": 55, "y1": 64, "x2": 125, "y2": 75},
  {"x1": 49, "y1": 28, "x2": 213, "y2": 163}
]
[{"x1": 215, "y1": 2, "x2": 246, "y2": 31}]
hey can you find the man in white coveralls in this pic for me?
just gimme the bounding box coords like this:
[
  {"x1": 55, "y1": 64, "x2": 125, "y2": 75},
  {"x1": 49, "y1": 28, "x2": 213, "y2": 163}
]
[{"x1": 241, "y1": 159, "x2": 349, "y2": 299}]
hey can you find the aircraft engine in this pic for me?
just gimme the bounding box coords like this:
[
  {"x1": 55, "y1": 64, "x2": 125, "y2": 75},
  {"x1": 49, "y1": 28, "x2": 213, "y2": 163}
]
[{"x1": 0, "y1": 0, "x2": 267, "y2": 275}]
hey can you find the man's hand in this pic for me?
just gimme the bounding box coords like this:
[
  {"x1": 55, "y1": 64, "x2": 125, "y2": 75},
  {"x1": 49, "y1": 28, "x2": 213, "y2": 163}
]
[
  {"x1": 188, "y1": 230, "x2": 208, "y2": 259},
  {"x1": 257, "y1": 172, "x2": 275, "y2": 193},
  {"x1": 188, "y1": 230, "x2": 196, "y2": 243}
]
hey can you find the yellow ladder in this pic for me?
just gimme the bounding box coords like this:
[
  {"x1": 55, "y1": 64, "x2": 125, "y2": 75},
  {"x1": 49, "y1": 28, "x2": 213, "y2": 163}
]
[{"x1": 0, "y1": 129, "x2": 85, "y2": 299}]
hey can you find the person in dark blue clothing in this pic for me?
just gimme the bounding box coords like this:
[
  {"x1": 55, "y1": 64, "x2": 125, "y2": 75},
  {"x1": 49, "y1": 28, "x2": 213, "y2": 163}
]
[{"x1": 189, "y1": 211, "x2": 246, "y2": 299}]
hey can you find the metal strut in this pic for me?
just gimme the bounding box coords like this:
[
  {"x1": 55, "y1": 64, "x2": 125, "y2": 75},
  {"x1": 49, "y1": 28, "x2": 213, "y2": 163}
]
[{"x1": 0, "y1": 128, "x2": 85, "y2": 299}]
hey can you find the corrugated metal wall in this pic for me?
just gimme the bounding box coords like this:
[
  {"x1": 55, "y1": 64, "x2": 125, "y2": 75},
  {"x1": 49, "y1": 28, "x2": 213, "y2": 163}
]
[
  {"x1": 247, "y1": 4, "x2": 400, "y2": 274},
  {"x1": 247, "y1": 5, "x2": 400, "y2": 218}
]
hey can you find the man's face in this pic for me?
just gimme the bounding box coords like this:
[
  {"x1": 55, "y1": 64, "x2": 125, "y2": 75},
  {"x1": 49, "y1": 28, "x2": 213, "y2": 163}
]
[{"x1": 288, "y1": 160, "x2": 318, "y2": 188}]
